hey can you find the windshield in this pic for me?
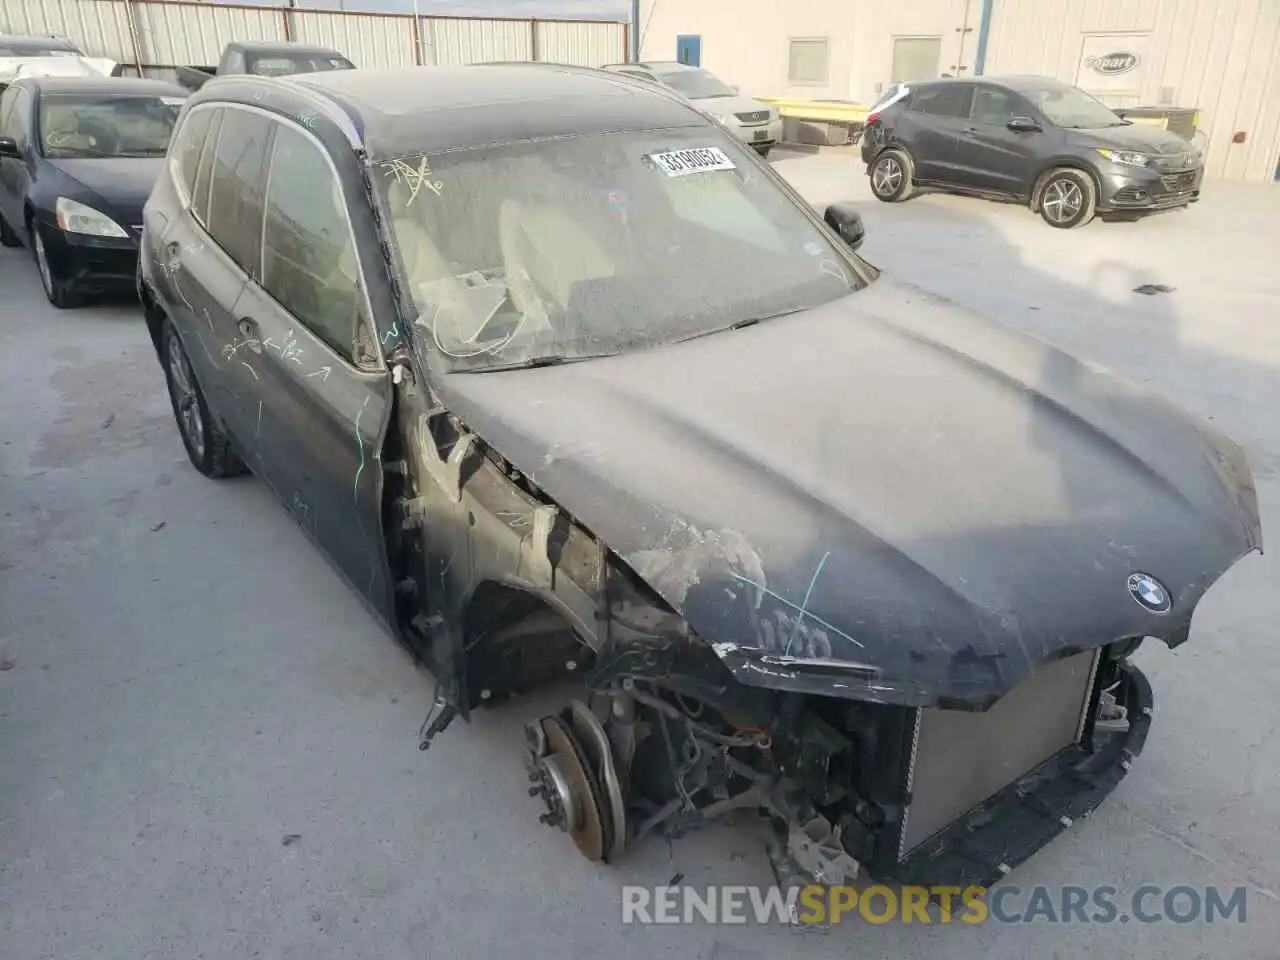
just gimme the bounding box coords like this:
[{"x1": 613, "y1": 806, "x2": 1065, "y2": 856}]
[
  {"x1": 1025, "y1": 84, "x2": 1126, "y2": 129},
  {"x1": 246, "y1": 54, "x2": 355, "y2": 76},
  {"x1": 658, "y1": 69, "x2": 736, "y2": 99},
  {"x1": 375, "y1": 128, "x2": 863, "y2": 372},
  {"x1": 39, "y1": 92, "x2": 183, "y2": 158}
]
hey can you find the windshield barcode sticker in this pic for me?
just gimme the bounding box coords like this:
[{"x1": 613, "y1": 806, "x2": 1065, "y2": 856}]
[{"x1": 648, "y1": 147, "x2": 736, "y2": 177}]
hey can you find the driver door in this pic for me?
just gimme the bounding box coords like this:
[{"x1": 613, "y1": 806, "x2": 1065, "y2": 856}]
[{"x1": 235, "y1": 114, "x2": 393, "y2": 609}]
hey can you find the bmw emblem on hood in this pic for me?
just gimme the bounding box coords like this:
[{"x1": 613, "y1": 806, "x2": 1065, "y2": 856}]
[{"x1": 1127, "y1": 572, "x2": 1171, "y2": 614}]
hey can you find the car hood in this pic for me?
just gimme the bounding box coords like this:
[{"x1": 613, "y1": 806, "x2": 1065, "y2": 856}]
[
  {"x1": 1071, "y1": 123, "x2": 1196, "y2": 157},
  {"x1": 49, "y1": 158, "x2": 167, "y2": 217},
  {"x1": 688, "y1": 93, "x2": 773, "y2": 118},
  {"x1": 435, "y1": 278, "x2": 1262, "y2": 708}
]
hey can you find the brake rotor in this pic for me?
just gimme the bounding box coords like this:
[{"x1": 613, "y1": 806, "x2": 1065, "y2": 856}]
[
  {"x1": 567, "y1": 700, "x2": 627, "y2": 862},
  {"x1": 539, "y1": 716, "x2": 608, "y2": 861}
]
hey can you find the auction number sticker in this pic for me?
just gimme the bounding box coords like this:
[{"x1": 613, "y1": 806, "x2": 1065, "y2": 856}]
[{"x1": 648, "y1": 146, "x2": 736, "y2": 177}]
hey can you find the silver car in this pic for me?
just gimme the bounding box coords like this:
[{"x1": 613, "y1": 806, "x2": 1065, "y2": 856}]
[{"x1": 602, "y1": 61, "x2": 783, "y2": 156}]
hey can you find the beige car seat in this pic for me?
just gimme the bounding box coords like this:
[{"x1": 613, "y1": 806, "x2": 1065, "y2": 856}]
[
  {"x1": 497, "y1": 183, "x2": 616, "y2": 318},
  {"x1": 386, "y1": 178, "x2": 455, "y2": 296}
]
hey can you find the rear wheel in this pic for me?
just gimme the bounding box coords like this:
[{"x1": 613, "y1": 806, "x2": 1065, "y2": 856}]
[
  {"x1": 1035, "y1": 168, "x2": 1096, "y2": 229},
  {"x1": 870, "y1": 149, "x2": 914, "y2": 202},
  {"x1": 0, "y1": 213, "x2": 20, "y2": 248},
  {"x1": 31, "y1": 223, "x2": 82, "y2": 308},
  {"x1": 162, "y1": 320, "x2": 246, "y2": 479}
]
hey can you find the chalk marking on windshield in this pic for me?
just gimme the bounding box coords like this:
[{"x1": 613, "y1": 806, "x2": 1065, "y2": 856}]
[
  {"x1": 241, "y1": 361, "x2": 258, "y2": 380},
  {"x1": 379, "y1": 156, "x2": 443, "y2": 205},
  {"x1": 255, "y1": 400, "x2": 263, "y2": 441},
  {"x1": 298, "y1": 110, "x2": 318, "y2": 130},
  {"x1": 202, "y1": 307, "x2": 213, "y2": 334},
  {"x1": 307, "y1": 365, "x2": 332, "y2": 381},
  {"x1": 819, "y1": 259, "x2": 849, "y2": 283},
  {"x1": 381, "y1": 322, "x2": 400, "y2": 345}
]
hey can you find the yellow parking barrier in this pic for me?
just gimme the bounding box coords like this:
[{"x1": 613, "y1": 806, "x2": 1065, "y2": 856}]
[{"x1": 757, "y1": 97, "x2": 870, "y2": 125}]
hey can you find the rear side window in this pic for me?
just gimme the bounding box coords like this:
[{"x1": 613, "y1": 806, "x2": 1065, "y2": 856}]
[
  {"x1": 911, "y1": 84, "x2": 973, "y2": 118},
  {"x1": 261, "y1": 122, "x2": 364, "y2": 363},
  {"x1": 169, "y1": 106, "x2": 214, "y2": 201},
  {"x1": 206, "y1": 107, "x2": 273, "y2": 280},
  {"x1": 191, "y1": 108, "x2": 222, "y2": 222}
]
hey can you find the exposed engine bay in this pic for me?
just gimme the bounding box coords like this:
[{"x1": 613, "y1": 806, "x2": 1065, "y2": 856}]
[{"x1": 516, "y1": 637, "x2": 1150, "y2": 888}]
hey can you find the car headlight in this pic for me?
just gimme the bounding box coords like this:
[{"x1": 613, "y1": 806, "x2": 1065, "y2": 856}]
[
  {"x1": 55, "y1": 197, "x2": 128, "y2": 238},
  {"x1": 1097, "y1": 148, "x2": 1150, "y2": 167}
]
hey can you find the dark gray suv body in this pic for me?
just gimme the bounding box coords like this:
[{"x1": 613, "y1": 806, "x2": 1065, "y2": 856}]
[{"x1": 860, "y1": 75, "x2": 1204, "y2": 228}]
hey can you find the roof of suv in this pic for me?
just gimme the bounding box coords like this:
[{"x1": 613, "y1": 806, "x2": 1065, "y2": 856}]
[{"x1": 269, "y1": 63, "x2": 705, "y2": 159}]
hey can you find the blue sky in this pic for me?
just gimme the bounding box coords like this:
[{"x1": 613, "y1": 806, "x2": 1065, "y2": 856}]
[{"x1": 293, "y1": 0, "x2": 630, "y2": 19}]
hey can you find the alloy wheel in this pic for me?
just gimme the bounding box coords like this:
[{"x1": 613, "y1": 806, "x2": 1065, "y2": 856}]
[
  {"x1": 34, "y1": 229, "x2": 54, "y2": 296},
  {"x1": 873, "y1": 157, "x2": 902, "y2": 196},
  {"x1": 166, "y1": 328, "x2": 206, "y2": 461},
  {"x1": 1042, "y1": 178, "x2": 1083, "y2": 225}
]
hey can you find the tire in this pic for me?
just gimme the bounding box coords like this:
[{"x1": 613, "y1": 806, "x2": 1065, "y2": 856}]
[
  {"x1": 0, "y1": 213, "x2": 21, "y2": 248},
  {"x1": 753, "y1": 144, "x2": 772, "y2": 159},
  {"x1": 869, "y1": 149, "x2": 914, "y2": 202},
  {"x1": 1035, "y1": 167, "x2": 1096, "y2": 229},
  {"x1": 161, "y1": 320, "x2": 246, "y2": 479},
  {"x1": 30, "y1": 221, "x2": 83, "y2": 308}
]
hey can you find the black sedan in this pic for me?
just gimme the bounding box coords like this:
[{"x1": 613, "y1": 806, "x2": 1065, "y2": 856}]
[
  {"x1": 138, "y1": 64, "x2": 1259, "y2": 887},
  {"x1": 0, "y1": 75, "x2": 187, "y2": 306},
  {"x1": 861, "y1": 75, "x2": 1204, "y2": 228}
]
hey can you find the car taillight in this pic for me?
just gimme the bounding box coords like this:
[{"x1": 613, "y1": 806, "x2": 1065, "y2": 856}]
[{"x1": 866, "y1": 110, "x2": 881, "y2": 125}]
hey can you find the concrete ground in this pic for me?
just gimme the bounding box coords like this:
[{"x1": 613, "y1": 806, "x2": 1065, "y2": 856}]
[{"x1": 2, "y1": 156, "x2": 1278, "y2": 959}]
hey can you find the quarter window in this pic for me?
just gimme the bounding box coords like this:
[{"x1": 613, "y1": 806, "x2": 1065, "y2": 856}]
[
  {"x1": 261, "y1": 122, "x2": 363, "y2": 363},
  {"x1": 911, "y1": 84, "x2": 973, "y2": 118},
  {"x1": 206, "y1": 108, "x2": 272, "y2": 279},
  {"x1": 169, "y1": 106, "x2": 214, "y2": 201},
  {"x1": 971, "y1": 87, "x2": 1018, "y2": 126}
]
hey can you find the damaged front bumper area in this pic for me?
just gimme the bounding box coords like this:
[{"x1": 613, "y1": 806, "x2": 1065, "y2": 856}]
[{"x1": 520, "y1": 633, "x2": 1152, "y2": 888}]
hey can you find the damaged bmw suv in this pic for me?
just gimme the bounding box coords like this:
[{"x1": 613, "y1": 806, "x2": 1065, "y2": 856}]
[{"x1": 138, "y1": 63, "x2": 1262, "y2": 888}]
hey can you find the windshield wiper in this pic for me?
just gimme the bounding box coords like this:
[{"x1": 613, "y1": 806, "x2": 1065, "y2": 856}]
[
  {"x1": 458, "y1": 351, "x2": 619, "y2": 373},
  {"x1": 673, "y1": 307, "x2": 806, "y2": 344}
]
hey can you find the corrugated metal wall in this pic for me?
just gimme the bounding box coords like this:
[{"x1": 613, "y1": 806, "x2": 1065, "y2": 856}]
[
  {"x1": 984, "y1": 0, "x2": 1280, "y2": 182},
  {"x1": 424, "y1": 17, "x2": 531, "y2": 65},
  {"x1": 0, "y1": 0, "x2": 626, "y2": 71},
  {"x1": 537, "y1": 19, "x2": 626, "y2": 67},
  {"x1": 292, "y1": 10, "x2": 414, "y2": 69}
]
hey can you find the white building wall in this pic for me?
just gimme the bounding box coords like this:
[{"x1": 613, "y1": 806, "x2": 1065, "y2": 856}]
[
  {"x1": 985, "y1": 0, "x2": 1280, "y2": 182},
  {"x1": 639, "y1": 0, "x2": 1280, "y2": 182},
  {"x1": 638, "y1": 0, "x2": 979, "y2": 103}
]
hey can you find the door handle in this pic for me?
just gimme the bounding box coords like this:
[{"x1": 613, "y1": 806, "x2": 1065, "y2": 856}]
[{"x1": 238, "y1": 317, "x2": 263, "y2": 352}]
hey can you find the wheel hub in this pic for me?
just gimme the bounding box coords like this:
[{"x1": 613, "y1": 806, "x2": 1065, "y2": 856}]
[{"x1": 523, "y1": 703, "x2": 626, "y2": 862}]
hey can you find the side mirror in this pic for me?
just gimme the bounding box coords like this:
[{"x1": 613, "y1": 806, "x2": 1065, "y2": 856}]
[
  {"x1": 823, "y1": 201, "x2": 865, "y2": 251},
  {"x1": 1007, "y1": 116, "x2": 1042, "y2": 133},
  {"x1": 0, "y1": 135, "x2": 20, "y2": 159}
]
